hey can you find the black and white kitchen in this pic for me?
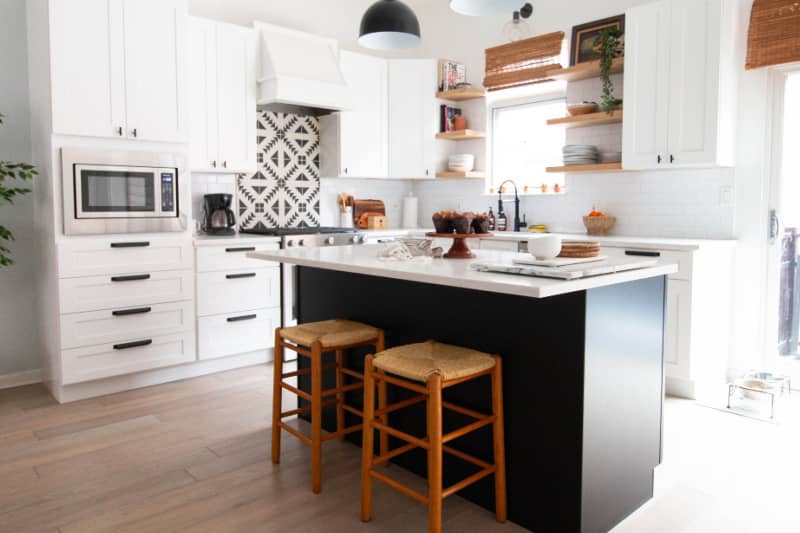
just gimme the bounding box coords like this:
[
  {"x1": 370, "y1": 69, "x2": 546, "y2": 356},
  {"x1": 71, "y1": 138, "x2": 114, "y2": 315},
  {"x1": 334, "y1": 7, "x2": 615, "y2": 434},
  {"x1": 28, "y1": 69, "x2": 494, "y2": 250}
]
[{"x1": 0, "y1": 1, "x2": 799, "y2": 532}]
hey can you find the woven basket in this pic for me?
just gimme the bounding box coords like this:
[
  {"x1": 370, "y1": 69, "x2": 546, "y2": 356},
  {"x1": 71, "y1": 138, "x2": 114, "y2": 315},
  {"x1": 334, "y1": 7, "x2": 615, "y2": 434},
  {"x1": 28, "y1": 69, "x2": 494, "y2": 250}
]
[{"x1": 582, "y1": 216, "x2": 616, "y2": 236}]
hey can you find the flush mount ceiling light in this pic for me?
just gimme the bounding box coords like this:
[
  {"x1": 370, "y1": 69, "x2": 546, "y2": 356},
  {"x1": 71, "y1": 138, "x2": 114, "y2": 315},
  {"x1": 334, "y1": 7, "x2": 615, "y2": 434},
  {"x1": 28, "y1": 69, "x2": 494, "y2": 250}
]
[
  {"x1": 450, "y1": 0, "x2": 523, "y2": 16},
  {"x1": 359, "y1": 0, "x2": 421, "y2": 50}
]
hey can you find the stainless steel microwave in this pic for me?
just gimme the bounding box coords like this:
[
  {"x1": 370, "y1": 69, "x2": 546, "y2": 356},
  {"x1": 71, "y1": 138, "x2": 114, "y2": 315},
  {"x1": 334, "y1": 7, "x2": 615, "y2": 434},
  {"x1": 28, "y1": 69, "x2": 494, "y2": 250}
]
[{"x1": 61, "y1": 148, "x2": 187, "y2": 235}]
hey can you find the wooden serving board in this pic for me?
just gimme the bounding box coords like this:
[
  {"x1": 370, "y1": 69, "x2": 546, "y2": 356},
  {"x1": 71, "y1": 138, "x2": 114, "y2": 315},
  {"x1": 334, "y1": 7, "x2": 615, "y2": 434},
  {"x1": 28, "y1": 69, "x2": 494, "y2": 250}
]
[{"x1": 352, "y1": 199, "x2": 385, "y2": 224}]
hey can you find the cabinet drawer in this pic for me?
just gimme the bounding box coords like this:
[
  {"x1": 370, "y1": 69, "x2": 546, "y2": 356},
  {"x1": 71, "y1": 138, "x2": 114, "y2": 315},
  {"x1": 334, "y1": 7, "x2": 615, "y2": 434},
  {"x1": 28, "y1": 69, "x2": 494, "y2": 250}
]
[
  {"x1": 196, "y1": 242, "x2": 280, "y2": 272},
  {"x1": 196, "y1": 268, "x2": 279, "y2": 317},
  {"x1": 61, "y1": 300, "x2": 194, "y2": 349},
  {"x1": 604, "y1": 248, "x2": 692, "y2": 281},
  {"x1": 62, "y1": 332, "x2": 196, "y2": 385},
  {"x1": 59, "y1": 238, "x2": 193, "y2": 278},
  {"x1": 198, "y1": 307, "x2": 279, "y2": 360},
  {"x1": 60, "y1": 270, "x2": 194, "y2": 314}
]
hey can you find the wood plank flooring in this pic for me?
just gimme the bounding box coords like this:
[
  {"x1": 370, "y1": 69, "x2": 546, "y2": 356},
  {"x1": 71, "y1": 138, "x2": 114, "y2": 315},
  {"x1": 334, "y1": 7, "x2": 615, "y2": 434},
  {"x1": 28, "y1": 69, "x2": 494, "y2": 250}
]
[{"x1": 0, "y1": 366, "x2": 524, "y2": 533}]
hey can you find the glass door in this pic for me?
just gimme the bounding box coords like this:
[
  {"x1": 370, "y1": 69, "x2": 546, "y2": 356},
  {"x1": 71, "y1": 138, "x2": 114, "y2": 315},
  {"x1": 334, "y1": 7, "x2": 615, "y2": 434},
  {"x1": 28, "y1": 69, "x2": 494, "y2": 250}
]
[{"x1": 75, "y1": 165, "x2": 156, "y2": 217}]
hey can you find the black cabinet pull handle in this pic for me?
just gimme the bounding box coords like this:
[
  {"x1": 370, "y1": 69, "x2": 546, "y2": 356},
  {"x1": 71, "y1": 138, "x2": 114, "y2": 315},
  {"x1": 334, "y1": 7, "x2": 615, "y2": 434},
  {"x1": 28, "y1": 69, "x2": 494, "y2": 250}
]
[
  {"x1": 112, "y1": 306, "x2": 152, "y2": 317},
  {"x1": 111, "y1": 241, "x2": 150, "y2": 248},
  {"x1": 625, "y1": 250, "x2": 661, "y2": 258},
  {"x1": 657, "y1": 155, "x2": 662, "y2": 164},
  {"x1": 111, "y1": 274, "x2": 151, "y2": 282},
  {"x1": 225, "y1": 247, "x2": 256, "y2": 253},
  {"x1": 116, "y1": 126, "x2": 123, "y2": 136},
  {"x1": 226, "y1": 273, "x2": 256, "y2": 279},
  {"x1": 113, "y1": 339, "x2": 152, "y2": 350},
  {"x1": 227, "y1": 314, "x2": 257, "y2": 323},
  {"x1": 670, "y1": 155, "x2": 675, "y2": 164},
  {"x1": 131, "y1": 128, "x2": 138, "y2": 138}
]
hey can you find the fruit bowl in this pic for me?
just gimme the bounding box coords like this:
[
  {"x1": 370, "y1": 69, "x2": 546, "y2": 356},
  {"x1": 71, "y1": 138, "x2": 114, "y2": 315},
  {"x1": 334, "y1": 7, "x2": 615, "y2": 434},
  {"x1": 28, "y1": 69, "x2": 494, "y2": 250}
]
[
  {"x1": 583, "y1": 215, "x2": 616, "y2": 236},
  {"x1": 567, "y1": 102, "x2": 598, "y2": 116}
]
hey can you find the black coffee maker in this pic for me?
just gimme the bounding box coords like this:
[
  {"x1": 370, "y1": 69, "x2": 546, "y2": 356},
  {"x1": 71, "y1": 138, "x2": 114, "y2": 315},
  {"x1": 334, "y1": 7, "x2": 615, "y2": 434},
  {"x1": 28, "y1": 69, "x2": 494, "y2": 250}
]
[{"x1": 202, "y1": 193, "x2": 236, "y2": 236}]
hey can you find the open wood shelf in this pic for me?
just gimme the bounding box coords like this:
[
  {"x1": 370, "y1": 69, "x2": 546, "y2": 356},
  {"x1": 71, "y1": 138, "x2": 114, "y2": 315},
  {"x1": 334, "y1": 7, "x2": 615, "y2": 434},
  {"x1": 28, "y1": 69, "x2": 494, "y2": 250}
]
[
  {"x1": 547, "y1": 110, "x2": 623, "y2": 129},
  {"x1": 436, "y1": 87, "x2": 487, "y2": 101},
  {"x1": 546, "y1": 162, "x2": 624, "y2": 174},
  {"x1": 546, "y1": 57, "x2": 624, "y2": 82},
  {"x1": 436, "y1": 171, "x2": 485, "y2": 179},
  {"x1": 436, "y1": 130, "x2": 486, "y2": 141}
]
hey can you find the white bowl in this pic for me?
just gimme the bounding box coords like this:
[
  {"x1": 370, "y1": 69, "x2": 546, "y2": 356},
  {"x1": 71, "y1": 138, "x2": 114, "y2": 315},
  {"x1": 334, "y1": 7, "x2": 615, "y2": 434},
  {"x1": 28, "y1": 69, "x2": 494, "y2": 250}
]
[
  {"x1": 527, "y1": 235, "x2": 562, "y2": 260},
  {"x1": 448, "y1": 154, "x2": 475, "y2": 171}
]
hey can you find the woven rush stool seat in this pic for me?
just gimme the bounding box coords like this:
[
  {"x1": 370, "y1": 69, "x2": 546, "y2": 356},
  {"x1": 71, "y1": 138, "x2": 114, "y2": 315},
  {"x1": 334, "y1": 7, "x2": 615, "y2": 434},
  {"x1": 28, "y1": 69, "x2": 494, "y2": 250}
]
[
  {"x1": 361, "y1": 341, "x2": 506, "y2": 533},
  {"x1": 272, "y1": 319, "x2": 384, "y2": 494},
  {"x1": 372, "y1": 341, "x2": 496, "y2": 382},
  {"x1": 279, "y1": 319, "x2": 380, "y2": 349}
]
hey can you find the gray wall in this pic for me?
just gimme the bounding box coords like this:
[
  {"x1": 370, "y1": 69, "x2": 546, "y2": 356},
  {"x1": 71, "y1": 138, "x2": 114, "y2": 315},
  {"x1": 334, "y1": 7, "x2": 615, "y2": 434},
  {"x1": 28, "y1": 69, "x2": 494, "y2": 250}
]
[{"x1": 0, "y1": 0, "x2": 36, "y2": 375}]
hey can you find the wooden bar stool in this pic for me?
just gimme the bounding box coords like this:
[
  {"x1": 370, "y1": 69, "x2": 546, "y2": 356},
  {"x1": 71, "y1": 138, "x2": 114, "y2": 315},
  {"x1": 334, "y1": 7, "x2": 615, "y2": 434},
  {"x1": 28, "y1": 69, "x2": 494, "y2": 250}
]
[
  {"x1": 360, "y1": 341, "x2": 506, "y2": 533},
  {"x1": 272, "y1": 319, "x2": 385, "y2": 493}
]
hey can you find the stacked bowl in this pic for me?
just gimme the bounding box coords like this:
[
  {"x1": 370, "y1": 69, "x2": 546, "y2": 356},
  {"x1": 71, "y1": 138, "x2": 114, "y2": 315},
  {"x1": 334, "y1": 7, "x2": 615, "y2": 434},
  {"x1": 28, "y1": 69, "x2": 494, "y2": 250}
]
[{"x1": 448, "y1": 154, "x2": 475, "y2": 172}]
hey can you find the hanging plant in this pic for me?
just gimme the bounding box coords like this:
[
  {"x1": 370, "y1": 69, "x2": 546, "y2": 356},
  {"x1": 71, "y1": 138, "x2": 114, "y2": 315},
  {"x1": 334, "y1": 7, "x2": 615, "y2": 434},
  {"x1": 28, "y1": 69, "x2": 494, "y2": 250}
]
[
  {"x1": 0, "y1": 113, "x2": 36, "y2": 267},
  {"x1": 594, "y1": 28, "x2": 624, "y2": 112}
]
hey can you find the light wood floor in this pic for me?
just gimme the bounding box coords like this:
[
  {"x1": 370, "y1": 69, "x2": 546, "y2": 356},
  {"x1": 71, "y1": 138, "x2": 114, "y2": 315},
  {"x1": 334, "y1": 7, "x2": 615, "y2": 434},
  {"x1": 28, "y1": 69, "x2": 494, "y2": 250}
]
[{"x1": 1, "y1": 365, "x2": 798, "y2": 533}]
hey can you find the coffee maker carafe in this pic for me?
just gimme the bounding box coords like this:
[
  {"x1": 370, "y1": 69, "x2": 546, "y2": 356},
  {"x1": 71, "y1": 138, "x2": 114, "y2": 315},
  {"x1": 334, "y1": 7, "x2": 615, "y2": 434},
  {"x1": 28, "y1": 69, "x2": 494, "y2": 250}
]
[{"x1": 202, "y1": 193, "x2": 236, "y2": 236}]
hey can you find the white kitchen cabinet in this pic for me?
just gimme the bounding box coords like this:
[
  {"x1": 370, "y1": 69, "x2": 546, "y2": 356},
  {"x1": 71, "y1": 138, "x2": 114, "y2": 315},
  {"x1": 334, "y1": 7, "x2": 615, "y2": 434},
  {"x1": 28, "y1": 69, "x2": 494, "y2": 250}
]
[
  {"x1": 190, "y1": 17, "x2": 256, "y2": 173},
  {"x1": 664, "y1": 279, "x2": 692, "y2": 380},
  {"x1": 320, "y1": 51, "x2": 388, "y2": 178},
  {"x1": 198, "y1": 307, "x2": 280, "y2": 361},
  {"x1": 196, "y1": 268, "x2": 280, "y2": 317},
  {"x1": 58, "y1": 237, "x2": 193, "y2": 278},
  {"x1": 388, "y1": 59, "x2": 439, "y2": 179},
  {"x1": 622, "y1": 0, "x2": 736, "y2": 170},
  {"x1": 48, "y1": 0, "x2": 188, "y2": 142}
]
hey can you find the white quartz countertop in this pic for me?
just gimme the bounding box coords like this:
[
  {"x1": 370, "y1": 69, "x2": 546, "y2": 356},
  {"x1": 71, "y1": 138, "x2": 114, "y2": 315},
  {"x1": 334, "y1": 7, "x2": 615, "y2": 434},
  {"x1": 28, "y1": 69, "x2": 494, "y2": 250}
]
[
  {"x1": 193, "y1": 233, "x2": 280, "y2": 247},
  {"x1": 248, "y1": 245, "x2": 678, "y2": 299}
]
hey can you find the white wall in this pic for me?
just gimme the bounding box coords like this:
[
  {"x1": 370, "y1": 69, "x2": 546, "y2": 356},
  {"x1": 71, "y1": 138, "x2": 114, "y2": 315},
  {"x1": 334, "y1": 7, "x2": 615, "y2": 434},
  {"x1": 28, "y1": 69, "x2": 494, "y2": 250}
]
[{"x1": 0, "y1": 0, "x2": 37, "y2": 375}]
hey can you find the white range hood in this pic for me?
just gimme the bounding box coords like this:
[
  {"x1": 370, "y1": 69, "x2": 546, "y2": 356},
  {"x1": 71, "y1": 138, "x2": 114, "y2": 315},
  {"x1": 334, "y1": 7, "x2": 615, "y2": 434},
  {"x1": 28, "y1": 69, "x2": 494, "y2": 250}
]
[{"x1": 254, "y1": 21, "x2": 349, "y2": 115}]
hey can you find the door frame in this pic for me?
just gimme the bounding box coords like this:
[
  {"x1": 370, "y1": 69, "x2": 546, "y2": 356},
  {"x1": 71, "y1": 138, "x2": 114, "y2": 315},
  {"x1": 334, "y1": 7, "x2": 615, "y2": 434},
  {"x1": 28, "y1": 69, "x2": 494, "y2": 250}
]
[{"x1": 764, "y1": 64, "x2": 800, "y2": 377}]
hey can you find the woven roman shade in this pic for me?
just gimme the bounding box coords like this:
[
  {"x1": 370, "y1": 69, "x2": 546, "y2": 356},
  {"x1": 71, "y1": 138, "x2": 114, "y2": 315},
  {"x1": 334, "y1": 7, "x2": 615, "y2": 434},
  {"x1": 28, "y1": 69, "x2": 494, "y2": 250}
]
[
  {"x1": 746, "y1": 0, "x2": 800, "y2": 70},
  {"x1": 484, "y1": 31, "x2": 564, "y2": 91}
]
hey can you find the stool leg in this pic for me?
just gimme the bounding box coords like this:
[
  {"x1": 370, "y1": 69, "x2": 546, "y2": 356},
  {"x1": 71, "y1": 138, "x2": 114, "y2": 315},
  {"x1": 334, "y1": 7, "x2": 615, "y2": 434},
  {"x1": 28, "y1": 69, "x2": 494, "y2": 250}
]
[
  {"x1": 378, "y1": 369, "x2": 389, "y2": 460},
  {"x1": 271, "y1": 330, "x2": 284, "y2": 464},
  {"x1": 361, "y1": 355, "x2": 376, "y2": 522},
  {"x1": 335, "y1": 349, "x2": 345, "y2": 442},
  {"x1": 491, "y1": 356, "x2": 507, "y2": 523},
  {"x1": 427, "y1": 373, "x2": 443, "y2": 533},
  {"x1": 311, "y1": 341, "x2": 323, "y2": 494}
]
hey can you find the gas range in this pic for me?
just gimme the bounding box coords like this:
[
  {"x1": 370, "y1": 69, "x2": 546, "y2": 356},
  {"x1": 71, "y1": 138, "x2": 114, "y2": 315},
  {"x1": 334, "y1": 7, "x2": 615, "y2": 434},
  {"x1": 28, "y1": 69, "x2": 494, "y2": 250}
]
[{"x1": 239, "y1": 226, "x2": 366, "y2": 248}]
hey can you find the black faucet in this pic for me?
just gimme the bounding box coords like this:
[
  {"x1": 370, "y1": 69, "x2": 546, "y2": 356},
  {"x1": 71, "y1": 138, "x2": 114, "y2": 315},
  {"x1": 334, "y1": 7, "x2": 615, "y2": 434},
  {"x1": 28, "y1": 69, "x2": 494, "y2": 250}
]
[{"x1": 497, "y1": 180, "x2": 522, "y2": 232}]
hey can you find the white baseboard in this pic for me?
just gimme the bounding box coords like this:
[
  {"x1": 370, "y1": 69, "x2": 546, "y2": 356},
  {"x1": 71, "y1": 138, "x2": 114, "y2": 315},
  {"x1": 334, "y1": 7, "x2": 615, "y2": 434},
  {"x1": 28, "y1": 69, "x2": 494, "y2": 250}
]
[{"x1": 0, "y1": 369, "x2": 43, "y2": 390}]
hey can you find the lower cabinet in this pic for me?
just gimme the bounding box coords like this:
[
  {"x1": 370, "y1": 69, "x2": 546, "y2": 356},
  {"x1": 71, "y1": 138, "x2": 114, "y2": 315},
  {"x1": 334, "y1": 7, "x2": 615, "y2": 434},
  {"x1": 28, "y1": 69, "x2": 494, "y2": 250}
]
[
  {"x1": 198, "y1": 307, "x2": 280, "y2": 360},
  {"x1": 664, "y1": 279, "x2": 692, "y2": 380}
]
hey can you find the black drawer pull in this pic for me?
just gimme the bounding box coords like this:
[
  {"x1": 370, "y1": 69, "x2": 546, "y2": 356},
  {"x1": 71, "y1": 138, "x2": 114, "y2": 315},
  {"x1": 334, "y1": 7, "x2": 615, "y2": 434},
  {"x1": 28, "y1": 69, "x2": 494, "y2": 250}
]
[
  {"x1": 226, "y1": 247, "x2": 256, "y2": 253},
  {"x1": 111, "y1": 242, "x2": 150, "y2": 248},
  {"x1": 112, "y1": 306, "x2": 152, "y2": 317},
  {"x1": 111, "y1": 274, "x2": 151, "y2": 282},
  {"x1": 113, "y1": 339, "x2": 153, "y2": 350},
  {"x1": 226, "y1": 272, "x2": 256, "y2": 279},
  {"x1": 227, "y1": 314, "x2": 257, "y2": 323},
  {"x1": 625, "y1": 250, "x2": 661, "y2": 258}
]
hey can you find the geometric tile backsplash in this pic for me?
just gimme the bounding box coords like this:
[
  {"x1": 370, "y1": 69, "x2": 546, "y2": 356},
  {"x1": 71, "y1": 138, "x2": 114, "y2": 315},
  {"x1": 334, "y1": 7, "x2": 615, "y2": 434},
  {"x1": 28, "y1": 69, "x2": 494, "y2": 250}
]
[{"x1": 238, "y1": 111, "x2": 321, "y2": 230}]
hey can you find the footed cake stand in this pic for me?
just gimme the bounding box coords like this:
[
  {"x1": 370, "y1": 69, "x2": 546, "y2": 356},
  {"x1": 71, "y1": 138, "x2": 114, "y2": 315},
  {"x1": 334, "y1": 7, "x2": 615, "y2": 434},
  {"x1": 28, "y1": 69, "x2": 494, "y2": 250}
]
[{"x1": 426, "y1": 232, "x2": 493, "y2": 259}]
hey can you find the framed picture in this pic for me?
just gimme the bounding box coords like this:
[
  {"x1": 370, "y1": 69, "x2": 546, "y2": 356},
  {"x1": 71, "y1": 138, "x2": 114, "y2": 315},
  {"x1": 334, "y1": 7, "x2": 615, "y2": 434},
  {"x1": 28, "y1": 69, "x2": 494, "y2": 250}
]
[{"x1": 569, "y1": 15, "x2": 625, "y2": 66}]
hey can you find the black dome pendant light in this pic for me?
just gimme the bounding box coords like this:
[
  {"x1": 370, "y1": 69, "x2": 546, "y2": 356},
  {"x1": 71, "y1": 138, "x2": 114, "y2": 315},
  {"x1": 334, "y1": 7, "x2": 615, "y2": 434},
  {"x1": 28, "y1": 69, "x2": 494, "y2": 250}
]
[{"x1": 359, "y1": 0, "x2": 421, "y2": 50}]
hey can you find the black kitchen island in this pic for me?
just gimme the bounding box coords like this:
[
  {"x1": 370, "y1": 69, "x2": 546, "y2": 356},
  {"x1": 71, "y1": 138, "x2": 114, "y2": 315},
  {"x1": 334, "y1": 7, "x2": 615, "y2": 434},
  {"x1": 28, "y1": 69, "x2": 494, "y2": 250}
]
[{"x1": 251, "y1": 246, "x2": 675, "y2": 533}]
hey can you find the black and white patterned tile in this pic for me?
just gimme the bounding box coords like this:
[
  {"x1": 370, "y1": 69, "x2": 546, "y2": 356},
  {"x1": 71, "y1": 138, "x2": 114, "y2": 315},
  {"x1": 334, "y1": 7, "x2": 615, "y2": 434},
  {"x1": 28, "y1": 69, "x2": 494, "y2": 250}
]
[{"x1": 238, "y1": 112, "x2": 320, "y2": 230}]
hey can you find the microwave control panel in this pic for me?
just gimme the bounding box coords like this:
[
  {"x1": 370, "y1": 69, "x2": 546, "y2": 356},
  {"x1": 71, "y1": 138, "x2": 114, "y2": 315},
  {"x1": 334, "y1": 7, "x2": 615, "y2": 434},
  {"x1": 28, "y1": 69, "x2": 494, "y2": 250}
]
[{"x1": 161, "y1": 172, "x2": 176, "y2": 213}]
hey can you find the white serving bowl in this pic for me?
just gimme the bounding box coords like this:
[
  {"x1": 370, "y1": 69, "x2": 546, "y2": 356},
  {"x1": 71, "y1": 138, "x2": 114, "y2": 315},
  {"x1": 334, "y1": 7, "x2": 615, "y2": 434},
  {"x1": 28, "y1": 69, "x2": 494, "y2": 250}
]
[
  {"x1": 527, "y1": 235, "x2": 562, "y2": 260},
  {"x1": 448, "y1": 154, "x2": 475, "y2": 172}
]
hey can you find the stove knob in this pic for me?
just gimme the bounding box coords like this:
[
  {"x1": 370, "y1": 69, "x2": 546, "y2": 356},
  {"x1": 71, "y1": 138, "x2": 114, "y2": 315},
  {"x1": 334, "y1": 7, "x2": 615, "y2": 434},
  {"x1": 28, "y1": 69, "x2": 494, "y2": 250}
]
[
  {"x1": 357, "y1": 235, "x2": 365, "y2": 244},
  {"x1": 350, "y1": 236, "x2": 358, "y2": 244},
  {"x1": 286, "y1": 240, "x2": 294, "y2": 247},
  {"x1": 298, "y1": 239, "x2": 305, "y2": 247},
  {"x1": 325, "y1": 237, "x2": 335, "y2": 245}
]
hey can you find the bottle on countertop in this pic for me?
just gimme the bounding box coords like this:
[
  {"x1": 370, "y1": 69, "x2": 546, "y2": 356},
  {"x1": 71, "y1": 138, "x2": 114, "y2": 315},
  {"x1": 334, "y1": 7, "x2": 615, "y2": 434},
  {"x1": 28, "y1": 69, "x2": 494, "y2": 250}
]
[
  {"x1": 488, "y1": 207, "x2": 496, "y2": 231},
  {"x1": 496, "y1": 205, "x2": 508, "y2": 232}
]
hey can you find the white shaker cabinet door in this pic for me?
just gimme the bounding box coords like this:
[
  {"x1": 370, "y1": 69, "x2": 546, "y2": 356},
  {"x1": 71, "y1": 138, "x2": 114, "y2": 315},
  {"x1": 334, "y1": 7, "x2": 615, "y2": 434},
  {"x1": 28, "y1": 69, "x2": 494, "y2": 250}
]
[
  {"x1": 189, "y1": 17, "x2": 218, "y2": 172},
  {"x1": 122, "y1": 0, "x2": 188, "y2": 143},
  {"x1": 215, "y1": 23, "x2": 257, "y2": 173},
  {"x1": 49, "y1": 0, "x2": 127, "y2": 139},
  {"x1": 621, "y1": 1, "x2": 670, "y2": 170},
  {"x1": 388, "y1": 59, "x2": 438, "y2": 179},
  {"x1": 664, "y1": 279, "x2": 692, "y2": 380}
]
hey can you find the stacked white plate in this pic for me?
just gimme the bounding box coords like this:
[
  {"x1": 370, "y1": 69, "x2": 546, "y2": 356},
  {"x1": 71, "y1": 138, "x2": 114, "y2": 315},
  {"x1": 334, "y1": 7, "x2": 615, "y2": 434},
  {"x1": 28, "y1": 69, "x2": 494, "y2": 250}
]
[
  {"x1": 562, "y1": 145, "x2": 598, "y2": 166},
  {"x1": 448, "y1": 154, "x2": 475, "y2": 172}
]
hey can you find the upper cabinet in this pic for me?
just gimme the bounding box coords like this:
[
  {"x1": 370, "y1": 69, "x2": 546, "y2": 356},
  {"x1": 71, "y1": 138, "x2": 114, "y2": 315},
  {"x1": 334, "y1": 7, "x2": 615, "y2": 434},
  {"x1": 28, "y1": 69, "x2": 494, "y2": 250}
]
[
  {"x1": 49, "y1": 0, "x2": 188, "y2": 142},
  {"x1": 388, "y1": 59, "x2": 439, "y2": 179},
  {"x1": 189, "y1": 18, "x2": 257, "y2": 173},
  {"x1": 320, "y1": 51, "x2": 388, "y2": 178},
  {"x1": 622, "y1": 0, "x2": 737, "y2": 170}
]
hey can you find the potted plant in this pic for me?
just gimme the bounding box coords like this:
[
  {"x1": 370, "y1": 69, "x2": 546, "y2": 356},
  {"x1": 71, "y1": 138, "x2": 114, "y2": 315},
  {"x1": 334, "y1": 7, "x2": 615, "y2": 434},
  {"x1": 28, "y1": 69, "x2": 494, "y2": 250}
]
[
  {"x1": 594, "y1": 28, "x2": 624, "y2": 112},
  {"x1": 0, "y1": 112, "x2": 36, "y2": 267}
]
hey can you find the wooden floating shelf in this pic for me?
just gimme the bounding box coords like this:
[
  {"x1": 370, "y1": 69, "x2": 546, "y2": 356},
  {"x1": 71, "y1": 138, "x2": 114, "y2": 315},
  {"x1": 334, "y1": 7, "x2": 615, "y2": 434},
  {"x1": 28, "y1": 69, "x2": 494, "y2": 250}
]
[
  {"x1": 546, "y1": 162, "x2": 624, "y2": 174},
  {"x1": 436, "y1": 130, "x2": 486, "y2": 141},
  {"x1": 547, "y1": 110, "x2": 623, "y2": 129},
  {"x1": 436, "y1": 87, "x2": 487, "y2": 101},
  {"x1": 436, "y1": 171, "x2": 485, "y2": 179},
  {"x1": 546, "y1": 57, "x2": 624, "y2": 82}
]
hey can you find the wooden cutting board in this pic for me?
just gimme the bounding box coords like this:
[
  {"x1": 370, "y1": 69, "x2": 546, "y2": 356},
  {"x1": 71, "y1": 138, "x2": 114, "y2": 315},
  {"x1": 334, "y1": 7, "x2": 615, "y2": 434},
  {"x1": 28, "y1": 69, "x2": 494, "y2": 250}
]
[
  {"x1": 353, "y1": 199, "x2": 385, "y2": 228},
  {"x1": 559, "y1": 240, "x2": 601, "y2": 258}
]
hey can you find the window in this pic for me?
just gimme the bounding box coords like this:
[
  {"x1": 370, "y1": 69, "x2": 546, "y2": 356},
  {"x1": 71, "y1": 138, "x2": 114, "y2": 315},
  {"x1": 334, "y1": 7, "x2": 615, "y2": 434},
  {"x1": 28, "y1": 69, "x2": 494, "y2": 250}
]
[{"x1": 489, "y1": 95, "x2": 565, "y2": 193}]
